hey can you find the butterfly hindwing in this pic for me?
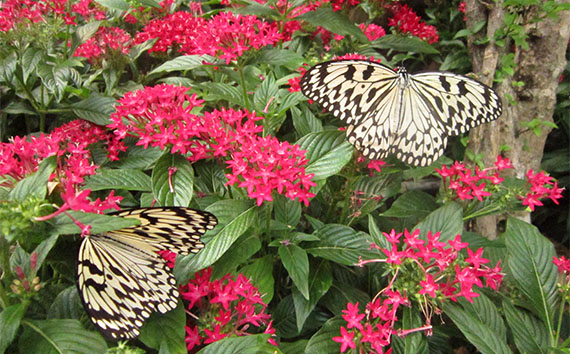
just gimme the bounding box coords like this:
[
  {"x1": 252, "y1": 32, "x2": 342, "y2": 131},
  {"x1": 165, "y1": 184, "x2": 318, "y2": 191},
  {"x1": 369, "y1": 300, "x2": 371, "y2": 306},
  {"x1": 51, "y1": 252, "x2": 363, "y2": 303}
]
[
  {"x1": 77, "y1": 207, "x2": 217, "y2": 340},
  {"x1": 301, "y1": 59, "x2": 502, "y2": 166}
]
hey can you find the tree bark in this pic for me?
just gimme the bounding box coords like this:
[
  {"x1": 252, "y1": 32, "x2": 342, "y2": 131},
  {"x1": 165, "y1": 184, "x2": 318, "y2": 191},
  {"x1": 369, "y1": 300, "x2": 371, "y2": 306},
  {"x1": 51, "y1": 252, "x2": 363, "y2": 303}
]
[{"x1": 465, "y1": 0, "x2": 570, "y2": 239}]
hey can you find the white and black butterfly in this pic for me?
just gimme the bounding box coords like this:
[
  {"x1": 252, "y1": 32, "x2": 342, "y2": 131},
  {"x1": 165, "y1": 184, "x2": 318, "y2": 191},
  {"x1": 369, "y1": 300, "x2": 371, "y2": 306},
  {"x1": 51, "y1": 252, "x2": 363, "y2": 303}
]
[
  {"x1": 77, "y1": 207, "x2": 217, "y2": 339},
  {"x1": 300, "y1": 59, "x2": 502, "y2": 166}
]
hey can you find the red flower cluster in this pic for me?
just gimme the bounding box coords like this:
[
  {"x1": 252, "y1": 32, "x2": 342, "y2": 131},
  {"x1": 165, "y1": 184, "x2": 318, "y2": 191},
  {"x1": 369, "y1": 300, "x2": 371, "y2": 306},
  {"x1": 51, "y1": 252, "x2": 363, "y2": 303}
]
[
  {"x1": 554, "y1": 256, "x2": 570, "y2": 274},
  {"x1": 74, "y1": 26, "x2": 133, "y2": 64},
  {"x1": 330, "y1": 0, "x2": 360, "y2": 11},
  {"x1": 520, "y1": 169, "x2": 565, "y2": 211},
  {"x1": 134, "y1": 11, "x2": 281, "y2": 63},
  {"x1": 0, "y1": 0, "x2": 73, "y2": 31},
  {"x1": 0, "y1": 120, "x2": 124, "y2": 215},
  {"x1": 344, "y1": 229, "x2": 503, "y2": 353},
  {"x1": 179, "y1": 268, "x2": 276, "y2": 351},
  {"x1": 435, "y1": 156, "x2": 513, "y2": 201},
  {"x1": 387, "y1": 4, "x2": 439, "y2": 44},
  {"x1": 108, "y1": 84, "x2": 315, "y2": 206},
  {"x1": 70, "y1": 0, "x2": 106, "y2": 22},
  {"x1": 359, "y1": 23, "x2": 387, "y2": 41}
]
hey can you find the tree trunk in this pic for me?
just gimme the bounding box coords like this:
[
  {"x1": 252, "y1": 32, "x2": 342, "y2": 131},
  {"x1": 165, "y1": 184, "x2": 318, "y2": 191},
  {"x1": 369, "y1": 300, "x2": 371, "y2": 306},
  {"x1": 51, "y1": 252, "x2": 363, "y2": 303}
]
[{"x1": 465, "y1": 0, "x2": 570, "y2": 239}]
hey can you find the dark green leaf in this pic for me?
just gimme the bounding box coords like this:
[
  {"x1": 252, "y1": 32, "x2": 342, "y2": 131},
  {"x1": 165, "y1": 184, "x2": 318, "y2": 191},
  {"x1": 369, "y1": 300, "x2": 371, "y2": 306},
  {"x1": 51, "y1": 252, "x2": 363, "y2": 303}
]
[
  {"x1": 415, "y1": 202, "x2": 463, "y2": 242},
  {"x1": 280, "y1": 340, "x2": 308, "y2": 354},
  {"x1": 71, "y1": 96, "x2": 116, "y2": 125},
  {"x1": 321, "y1": 284, "x2": 370, "y2": 316},
  {"x1": 443, "y1": 303, "x2": 511, "y2": 354},
  {"x1": 299, "y1": 8, "x2": 367, "y2": 42},
  {"x1": 109, "y1": 145, "x2": 163, "y2": 169},
  {"x1": 292, "y1": 260, "x2": 332, "y2": 333},
  {"x1": 151, "y1": 153, "x2": 194, "y2": 207},
  {"x1": 212, "y1": 234, "x2": 261, "y2": 279},
  {"x1": 371, "y1": 34, "x2": 439, "y2": 54},
  {"x1": 279, "y1": 244, "x2": 310, "y2": 299},
  {"x1": 367, "y1": 215, "x2": 392, "y2": 250},
  {"x1": 504, "y1": 217, "x2": 558, "y2": 330},
  {"x1": 53, "y1": 211, "x2": 140, "y2": 235},
  {"x1": 274, "y1": 194, "x2": 301, "y2": 228},
  {"x1": 0, "y1": 304, "x2": 26, "y2": 354},
  {"x1": 48, "y1": 286, "x2": 84, "y2": 320},
  {"x1": 291, "y1": 106, "x2": 323, "y2": 138},
  {"x1": 503, "y1": 300, "x2": 550, "y2": 353},
  {"x1": 305, "y1": 317, "x2": 344, "y2": 354},
  {"x1": 94, "y1": 0, "x2": 129, "y2": 11},
  {"x1": 19, "y1": 319, "x2": 107, "y2": 354},
  {"x1": 458, "y1": 294, "x2": 506, "y2": 341},
  {"x1": 139, "y1": 303, "x2": 186, "y2": 354},
  {"x1": 257, "y1": 49, "x2": 305, "y2": 70},
  {"x1": 202, "y1": 82, "x2": 246, "y2": 107},
  {"x1": 297, "y1": 131, "x2": 353, "y2": 181},
  {"x1": 150, "y1": 55, "x2": 217, "y2": 74},
  {"x1": 196, "y1": 334, "x2": 276, "y2": 354},
  {"x1": 84, "y1": 168, "x2": 151, "y2": 191},
  {"x1": 175, "y1": 207, "x2": 256, "y2": 282},
  {"x1": 9, "y1": 156, "x2": 56, "y2": 201},
  {"x1": 382, "y1": 190, "x2": 438, "y2": 219},
  {"x1": 306, "y1": 224, "x2": 377, "y2": 265}
]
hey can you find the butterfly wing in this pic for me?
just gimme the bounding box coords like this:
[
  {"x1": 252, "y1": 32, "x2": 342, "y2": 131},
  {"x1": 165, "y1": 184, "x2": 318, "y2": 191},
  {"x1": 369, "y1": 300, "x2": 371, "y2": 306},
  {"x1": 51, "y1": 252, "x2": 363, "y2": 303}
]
[
  {"x1": 77, "y1": 207, "x2": 217, "y2": 339},
  {"x1": 78, "y1": 235, "x2": 178, "y2": 339}
]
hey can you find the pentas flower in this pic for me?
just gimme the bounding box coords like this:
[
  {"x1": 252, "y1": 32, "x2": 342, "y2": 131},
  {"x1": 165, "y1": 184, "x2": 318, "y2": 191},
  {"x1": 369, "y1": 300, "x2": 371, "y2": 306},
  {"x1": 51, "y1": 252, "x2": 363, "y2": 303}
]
[
  {"x1": 108, "y1": 84, "x2": 316, "y2": 206},
  {"x1": 178, "y1": 268, "x2": 276, "y2": 351},
  {"x1": 359, "y1": 23, "x2": 387, "y2": 41},
  {"x1": 387, "y1": 4, "x2": 439, "y2": 44},
  {"x1": 0, "y1": 0, "x2": 73, "y2": 32},
  {"x1": 74, "y1": 26, "x2": 133, "y2": 65},
  {"x1": 134, "y1": 11, "x2": 281, "y2": 63},
  {"x1": 348, "y1": 229, "x2": 503, "y2": 353},
  {"x1": 71, "y1": 0, "x2": 106, "y2": 21},
  {"x1": 0, "y1": 120, "x2": 124, "y2": 216},
  {"x1": 330, "y1": 0, "x2": 360, "y2": 11},
  {"x1": 520, "y1": 169, "x2": 565, "y2": 211},
  {"x1": 312, "y1": 26, "x2": 345, "y2": 50}
]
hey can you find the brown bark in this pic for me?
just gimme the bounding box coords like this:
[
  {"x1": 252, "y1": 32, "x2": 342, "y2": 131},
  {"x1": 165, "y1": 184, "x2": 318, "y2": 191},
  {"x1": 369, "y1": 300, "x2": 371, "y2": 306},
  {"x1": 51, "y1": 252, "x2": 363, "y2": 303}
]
[{"x1": 465, "y1": 0, "x2": 570, "y2": 239}]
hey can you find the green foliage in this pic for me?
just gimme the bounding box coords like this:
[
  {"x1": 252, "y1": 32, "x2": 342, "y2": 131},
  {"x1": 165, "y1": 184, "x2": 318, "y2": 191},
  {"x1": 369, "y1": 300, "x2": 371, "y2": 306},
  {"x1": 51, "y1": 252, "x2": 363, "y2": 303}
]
[{"x1": 0, "y1": 0, "x2": 568, "y2": 353}]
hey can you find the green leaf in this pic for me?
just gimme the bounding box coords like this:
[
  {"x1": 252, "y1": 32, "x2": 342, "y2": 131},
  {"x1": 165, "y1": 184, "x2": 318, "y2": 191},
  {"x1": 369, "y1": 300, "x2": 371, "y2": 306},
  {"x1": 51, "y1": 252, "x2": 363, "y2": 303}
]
[
  {"x1": 33, "y1": 233, "x2": 59, "y2": 272},
  {"x1": 292, "y1": 260, "x2": 332, "y2": 334},
  {"x1": 395, "y1": 307, "x2": 429, "y2": 354},
  {"x1": 279, "y1": 244, "x2": 310, "y2": 299},
  {"x1": 274, "y1": 194, "x2": 301, "y2": 228},
  {"x1": 139, "y1": 303, "x2": 186, "y2": 354},
  {"x1": 443, "y1": 303, "x2": 511, "y2": 354},
  {"x1": 458, "y1": 294, "x2": 506, "y2": 341},
  {"x1": 382, "y1": 190, "x2": 438, "y2": 219},
  {"x1": 238, "y1": 255, "x2": 275, "y2": 303},
  {"x1": 414, "y1": 202, "x2": 463, "y2": 242},
  {"x1": 94, "y1": 0, "x2": 129, "y2": 11},
  {"x1": 280, "y1": 340, "x2": 308, "y2": 354},
  {"x1": 306, "y1": 224, "x2": 377, "y2": 265},
  {"x1": 0, "y1": 304, "x2": 26, "y2": 354},
  {"x1": 19, "y1": 319, "x2": 107, "y2": 354},
  {"x1": 48, "y1": 286, "x2": 84, "y2": 320},
  {"x1": 202, "y1": 82, "x2": 246, "y2": 107},
  {"x1": 53, "y1": 211, "x2": 140, "y2": 235},
  {"x1": 174, "y1": 206, "x2": 256, "y2": 282},
  {"x1": 305, "y1": 317, "x2": 344, "y2": 354},
  {"x1": 151, "y1": 153, "x2": 194, "y2": 207},
  {"x1": 212, "y1": 234, "x2": 261, "y2": 279},
  {"x1": 253, "y1": 75, "x2": 279, "y2": 115},
  {"x1": 503, "y1": 300, "x2": 550, "y2": 353},
  {"x1": 149, "y1": 55, "x2": 217, "y2": 74},
  {"x1": 196, "y1": 334, "x2": 276, "y2": 354},
  {"x1": 299, "y1": 8, "x2": 367, "y2": 42},
  {"x1": 84, "y1": 168, "x2": 151, "y2": 191},
  {"x1": 291, "y1": 107, "x2": 323, "y2": 138},
  {"x1": 321, "y1": 283, "x2": 370, "y2": 316},
  {"x1": 9, "y1": 156, "x2": 56, "y2": 201},
  {"x1": 371, "y1": 34, "x2": 439, "y2": 54},
  {"x1": 71, "y1": 95, "x2": 116, "y2": 125},
  {"x1": 257, "y1": 48, "x2": 305, "y2": 70},
  {"x1": 504, "y1": 217, "x2": 558, "y2": 330},
  {"x1": 367, "y1": 215, "x2": 391, "y2": 250},
  {"x1": 297, "y1": 131, "x2": 353, "y2": 181},
  {"x1": 109, "y1": 145, "x2": 163, "y2": 169}
]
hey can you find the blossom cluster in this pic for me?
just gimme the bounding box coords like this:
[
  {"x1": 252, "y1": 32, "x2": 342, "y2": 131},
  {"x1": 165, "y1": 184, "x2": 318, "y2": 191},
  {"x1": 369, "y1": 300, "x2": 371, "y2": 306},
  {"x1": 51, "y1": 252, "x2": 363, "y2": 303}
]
[
  {"x1": 359, "y1": 23, "x2": 387, "y2": 41},
  {"x1": 435, "y1": 156, "x2": 565, "y2": 211},
  {"x1": 74, "y1": 26, "x2": 133, "y2": 65},
  {"x1": 108, "y1": 84, "x2": 315, "y2": 206},
  {"x1": 134, "y1": 11, "x2": 281, "y2": 63},
  {"x1": 341, "y1": 229, "x2": 504, "y2": 353},
  {"x1": 0, "y1": 120, "x2": 124, "y2": 215},
  {"x1": 388, "y1": 4, "x2": 439, "y2": 44},
  {"x1": 71, "y1": 0, "x2": 106, "y2": 22},
  {"x1": 435, "y1": 156, "x2": 513, "y2": 202},
  {"x1": 179, "y1": 268, "x2": 276, "y2": 351},
  {"x1": 0, "y1": 0, "x2": 74, "y2": 31}
]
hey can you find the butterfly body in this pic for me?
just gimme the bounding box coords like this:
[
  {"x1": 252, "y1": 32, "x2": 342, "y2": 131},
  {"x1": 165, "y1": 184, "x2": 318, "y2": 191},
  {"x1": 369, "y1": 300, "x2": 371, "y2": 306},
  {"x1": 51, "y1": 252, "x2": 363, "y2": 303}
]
[
  {"x1": 77, "y1": 207, "x2": 217, "y2": 340},
  {"x1": 300, "y1": 60, "x2": 502, "y2": 166}
]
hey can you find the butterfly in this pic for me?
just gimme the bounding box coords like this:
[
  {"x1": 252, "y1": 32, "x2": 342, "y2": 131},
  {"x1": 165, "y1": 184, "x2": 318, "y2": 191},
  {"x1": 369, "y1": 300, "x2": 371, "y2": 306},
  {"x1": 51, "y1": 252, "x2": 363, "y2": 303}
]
[
  {"x1": 300, "y1": 59, "x2": 502, "y2": 166},
  {"x1": 77, "y1": 207, "x2": 217, "y2": 340}
]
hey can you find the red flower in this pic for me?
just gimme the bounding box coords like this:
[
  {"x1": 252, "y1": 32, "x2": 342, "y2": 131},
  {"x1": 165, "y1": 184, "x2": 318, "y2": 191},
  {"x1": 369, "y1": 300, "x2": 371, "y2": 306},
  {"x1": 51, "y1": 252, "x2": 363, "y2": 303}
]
[
  {"x1": 342, "y1": 302, "x2": 365, "y2": 330},
  {"x1": 359, "y1": 23, "x2": 386, "y2": 41},
  {"x1": 332, "y1": 327, "x2": 356, "y2": 353},
  {"x1": 388, "y1": 4, "x2": 439, "y2": 44}
]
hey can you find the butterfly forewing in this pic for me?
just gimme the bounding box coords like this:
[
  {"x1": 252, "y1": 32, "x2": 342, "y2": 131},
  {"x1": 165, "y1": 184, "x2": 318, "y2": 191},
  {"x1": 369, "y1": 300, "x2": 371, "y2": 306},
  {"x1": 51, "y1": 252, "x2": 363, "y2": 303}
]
[
  {"x1": 300, "y1": 59, "x2": 502, "y2": 166},
  {"x1": 77, "y1": 207, "x2": 217, "y2": 340}
]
